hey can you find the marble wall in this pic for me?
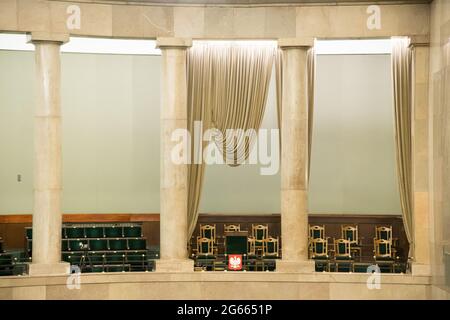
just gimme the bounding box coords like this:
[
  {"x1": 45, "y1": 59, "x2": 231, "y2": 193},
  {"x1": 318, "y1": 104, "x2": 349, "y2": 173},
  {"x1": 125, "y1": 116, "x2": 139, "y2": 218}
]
[
  {"x1": 0, "y1": 272, "x2": 433, "y2": 300},
  {"x1": 429, "y1": 0, "x2": 450, "y2": 298},
  {"x1": 0, "y1": 0, "x2": 429, "y2": 39}
]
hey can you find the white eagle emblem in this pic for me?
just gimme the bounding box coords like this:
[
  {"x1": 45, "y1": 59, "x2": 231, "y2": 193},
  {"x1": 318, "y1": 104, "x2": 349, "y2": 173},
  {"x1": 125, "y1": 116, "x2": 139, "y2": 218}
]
[{"x1": 229, "y1": 255, "x2": 242, "y2": 270}]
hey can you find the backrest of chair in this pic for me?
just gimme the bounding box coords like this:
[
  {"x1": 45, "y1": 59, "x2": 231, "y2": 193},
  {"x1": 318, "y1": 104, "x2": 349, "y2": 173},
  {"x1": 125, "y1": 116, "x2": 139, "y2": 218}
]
[
  {"x1": 341, "y1": 225, "x2": 358, "y2": 243},
  {"x1": 263, "y1": 237, "x2": 279, "y2": 257},
  {"x1": 309, "y1": 225, "x2": 325, "y2": 240},
  {"x1": 200, "y1": 224, "x2": 216, "y2": 242},
  {"x1": 224, "y1": 224, "x2": 241, "y2": 233},
  {"x1": 374, "y1": 239, "x2": 392, "y2": 257},
  {"x1": 334, "y1": 239, "x2": 351, "y2": 257},
  {"x1": 197, "y1": 237, "x2": 213, "y2": 255},
  {"x1": 252, "y1": 224, "x2": 268, "y2": 241},
  {"x1": 312, "y1": 238, "x2": 328, "y2": 256},
  {"x1": 375, "y1": 226, "x2": 392, "y2": 241}
]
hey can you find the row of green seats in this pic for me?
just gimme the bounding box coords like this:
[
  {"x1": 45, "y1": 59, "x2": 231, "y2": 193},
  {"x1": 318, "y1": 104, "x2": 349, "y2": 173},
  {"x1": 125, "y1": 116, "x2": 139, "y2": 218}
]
[
  {"x1": 25, "y1": 224, "x2": 142, "y2": 239},
  {"x1": 27, "y1": 238, "x2": 147, "y2": 252}
]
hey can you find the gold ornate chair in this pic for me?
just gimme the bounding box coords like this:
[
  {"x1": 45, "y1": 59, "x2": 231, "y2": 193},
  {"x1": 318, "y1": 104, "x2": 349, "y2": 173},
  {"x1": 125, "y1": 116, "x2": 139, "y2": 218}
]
[
  {"x1": 333, "y1": 238, "x2": 353, "y2": 272},
  {"x1": 373, "y1": 239, "x2": 395, "y2": 273},
  {"x1": 196, "y1": 237, "x2": 215, "y2": 258},
  {"x1": 224, "y1": 224, "x2": 241, "y2": 233},
  {"x1": 375, "y1": 226, "x2": 392, "y2": 241},
  {"x1": 262, "y1": 237, "x2": 279, "y2": 258},
  {"x1": 311, "y1": 238, "x2": 329, "y2": 271},
  {"x1": 309, "y1": 225, "x2": 325, "y2": 240},
  {"x1": 251, "y1": 224, "x2": 268, "y2": 255},
  {"x1": 200, "y1": 224, "x2": 216, "y2": 243},
  {"x1": 341, "y1": 225, "x2": 362, "y2": 261},
  {"x1": 308, "y1": 225, "x2": 327, "y2": 258},
  {"x1": 374, "y1": 225, "x2": 398, "y2": 259}
]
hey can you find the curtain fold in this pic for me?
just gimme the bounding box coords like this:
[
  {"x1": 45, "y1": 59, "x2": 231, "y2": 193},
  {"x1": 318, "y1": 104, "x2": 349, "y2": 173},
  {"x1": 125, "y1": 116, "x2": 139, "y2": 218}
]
[
  {"x1": 275, "y1": 47, "x2": 315, "y2": 178},
  {"x1": 187, "y1": 44, "x2": 275, "y2": 239},
  {"x1": 391, "y1": 37, "x2": 414, "y2": 255}
]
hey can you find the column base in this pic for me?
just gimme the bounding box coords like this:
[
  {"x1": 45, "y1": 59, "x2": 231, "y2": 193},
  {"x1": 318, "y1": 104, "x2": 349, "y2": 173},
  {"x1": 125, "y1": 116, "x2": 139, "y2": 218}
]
[
  {"x1": 276, "y1": 260, "x2": 315, "y2": 273},
  {"x1": 411, "y1": 262, "x2": 431, "y2": 276},
  {"x1": 155, "y1": 259, "x2": 194, "y2": 272},
  {"x1": 28, "y1": 262, "x2": 70, "y2": 276}
]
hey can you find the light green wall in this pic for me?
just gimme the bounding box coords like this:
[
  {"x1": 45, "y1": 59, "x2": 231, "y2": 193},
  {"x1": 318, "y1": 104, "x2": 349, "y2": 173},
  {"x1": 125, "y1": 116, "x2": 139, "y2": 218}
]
[
  {"x1": 0, "y1": 50, "x2": 400, "y2": 215},
  {"x1": 0, "y1": 50, "x2": 161, "y2": 214},
  {"x1": 309, "y1": 54, "x2": 401, "y2": 215}
]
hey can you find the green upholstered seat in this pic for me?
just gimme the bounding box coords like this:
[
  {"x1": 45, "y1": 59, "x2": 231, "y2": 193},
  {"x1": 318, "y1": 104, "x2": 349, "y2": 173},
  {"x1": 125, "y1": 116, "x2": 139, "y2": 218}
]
[
  {"x1": 67, "y1": 253, "x2": 82, "y2": 264},
  {"x1": 105, "y1": 253, "x2": 125, "y2": 264},
  {"x1": 65, "y1": 227, "x2": 85, "y2": 239},
  {"x1": 255, "y1": 229, "x2": 265, "y2": 241},
  {"x1": 61, "y1": 253, "x2": 71, "y2": 262},
  {"x1": 109, "y1": 239, "x2": 128, "y2": 250},
  {"x1": 123, "y1": 226, "x2": 142, "y2": 237},
  {"x1": 344, "y1": 230, "x2": 354, "y2": 242},
  {"x1": 0, "y1": 254, "x2": 12, "y2": 266},
  {"x1": 106, "y1": 265, "x2": 128, "y2": 272},
  {"x1": 85, "y1": 227, "x2": 104, "y2": 238},
  {"x1": 25, "y1": 228, "x2": 32, "y2": 239},
  {"x1": 89, "y1": 239, "x2": 108, "y2": 251},
  {"x1": 126, "y1": 253, "x2": 146, "y2": 264},
  {"x1": 379, "y1": 230, "x2": 390, "y2": 240},
  {"x1": 90, "y1": 266, "x2": 104, "y2": 273},
  {"x1": 104, "y1": 226, "x2": 123, "y2": 238},
  {"x1": 88, "y1": 253, "x2": 105, "y2": 265},
  {"x1": 68, "y1": 239, "x2": 88, "y2": 251},
  {"x1": 312, "y1": 229, "x2": 322, "y2": 239},
  {"x1": 128, "y1": 238, "x2": 146, "y2": 250},
  {"x1": 61, "y1": 240, "x2": 69, "y2": 251}
]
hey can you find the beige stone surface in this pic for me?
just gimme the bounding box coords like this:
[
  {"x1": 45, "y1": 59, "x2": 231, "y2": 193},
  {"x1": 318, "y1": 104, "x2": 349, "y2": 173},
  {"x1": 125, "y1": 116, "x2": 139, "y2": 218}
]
[
  {"x1": 265, "y1": 7, "x2": 296, "y2": 38},
  {"x1": 0, "y1": 0, "x2": 18, "y2": 31},
  {"x1": 428, "y1": 0, "x2": 450, "y2": 294},
  {"x1": 29, "y1": 40, "x2": 67, "y2": 273},
  {"x1": 173, "y1": 7, "x2": 204, "y2": 38},
  {"x1": 158, "y1": 39, "x2": 192, "y2": 269},
  {"x1": 28, "y1": 263, "x2": 70, "y2": 276},
  {"x1": 233, "y1": 7, "x2": 265, "y2": 39},
  {"x1": 204, "y1": 7, "x2": 234, "y2": 38},
  {"x1": 17, "y1": 0, "x2": 51, "y2": 32},
  {"x1": 0, "y1": 272, "x2": 433, "y2": 300},
  {"x1": 48, "y1": 1, "x2": 108, "y2": 35},
  {"x1": 280, "y1": 43, "x2": 311, "y2": 265}
]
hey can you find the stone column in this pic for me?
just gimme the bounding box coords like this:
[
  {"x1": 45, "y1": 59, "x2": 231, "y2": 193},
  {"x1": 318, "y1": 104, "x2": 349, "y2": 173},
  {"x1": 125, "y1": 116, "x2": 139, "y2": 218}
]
[
  {"x1": 27, "y1": 32, "x2": 70, "y2": 276},
  {"x1": 156, "y1": 37, "x2": 193, "y2": 272},
  {"x1": 410, "y1": 36, "x2": 432, "y2": 276},
  {"x1": 277, "y1": 38, "x2": 314, "y2": 273}
]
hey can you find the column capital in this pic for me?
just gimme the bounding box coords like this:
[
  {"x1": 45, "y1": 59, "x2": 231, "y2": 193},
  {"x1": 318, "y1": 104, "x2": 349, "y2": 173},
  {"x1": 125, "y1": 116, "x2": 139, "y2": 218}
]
[
  {"x1": 156, "y1": 37, "x2": 192, "y2": 50},
  {"x1": 27, "y1": 31, "x2": 69, "y2": 45},
  {"x1": 409, "y1": 35, "x2": 430, "y2": 48},
  {"x1": 278, "y1": 37, "x2": 314, "y2": 50}
]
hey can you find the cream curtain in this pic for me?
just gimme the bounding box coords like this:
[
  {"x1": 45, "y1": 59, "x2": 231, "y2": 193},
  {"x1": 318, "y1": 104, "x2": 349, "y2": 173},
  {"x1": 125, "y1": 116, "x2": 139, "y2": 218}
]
[
  {"x1": 187, "y1": 44, "x2": 275, "y2": 239},
  {"x1": 275, "y1": 47, "x2": 315, "y2": 177},
  {"x1": 391, "y1": 37, "x2": 414, "y2": 254}
]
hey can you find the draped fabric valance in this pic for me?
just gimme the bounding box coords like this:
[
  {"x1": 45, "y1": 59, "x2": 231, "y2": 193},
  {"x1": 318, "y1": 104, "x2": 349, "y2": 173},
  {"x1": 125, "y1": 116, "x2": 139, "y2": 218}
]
[{"x1": 187, "y1": 44, "x2": 275, "y2": 239}]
